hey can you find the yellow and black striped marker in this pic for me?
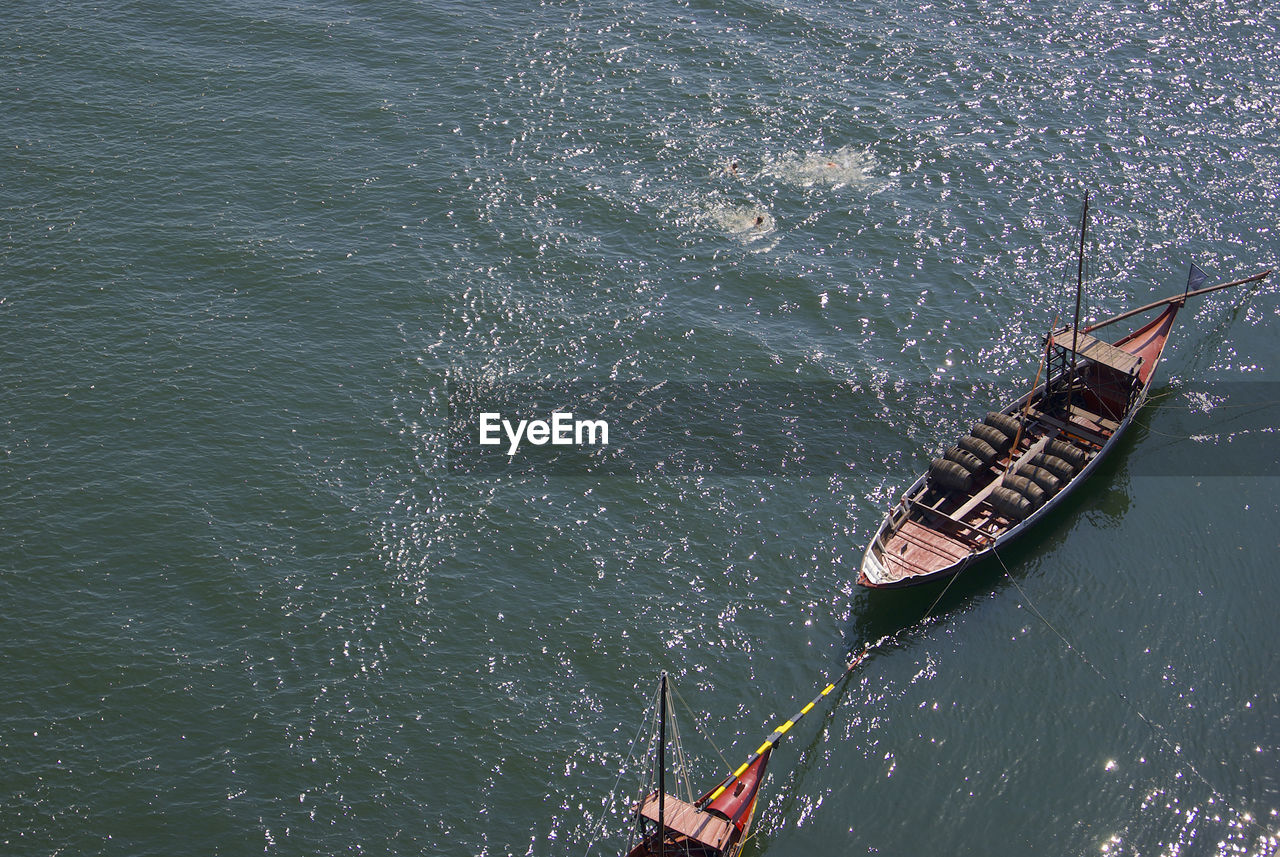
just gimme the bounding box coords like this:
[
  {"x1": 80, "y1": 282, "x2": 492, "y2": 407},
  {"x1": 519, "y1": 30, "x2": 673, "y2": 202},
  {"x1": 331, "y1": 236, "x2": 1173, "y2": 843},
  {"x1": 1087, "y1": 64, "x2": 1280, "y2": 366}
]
[{"x1": 705, "y1": 647, "x2": 870, "y2": 803}]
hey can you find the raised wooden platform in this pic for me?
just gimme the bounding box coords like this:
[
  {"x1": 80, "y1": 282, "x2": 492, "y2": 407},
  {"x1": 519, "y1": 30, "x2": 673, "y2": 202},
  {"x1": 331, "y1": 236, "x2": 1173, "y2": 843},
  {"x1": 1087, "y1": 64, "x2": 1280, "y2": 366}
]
[
  {"x1": 880, "y1": 518, "x2": 973, "y2": 578},
  {"x1": 1051, "y1": 327, "x2": 1143, "y2": 376},
  {"x1": 638, "y1": 793, "x2": 734, "y2": 851}
]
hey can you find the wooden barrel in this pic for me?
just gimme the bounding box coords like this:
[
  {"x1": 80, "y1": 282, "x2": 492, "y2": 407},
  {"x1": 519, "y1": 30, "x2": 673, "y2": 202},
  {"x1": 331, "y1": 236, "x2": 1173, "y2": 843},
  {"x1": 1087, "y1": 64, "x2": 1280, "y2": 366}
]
[
  {"x1": 1017, "y1": 464, "x2": 1062, "y2": 496},
  {"x1": 1029, "y1": 453, "x2": 1075, "y2": 482},
  {"x1": 990, "y1": 486, "x2": 1032, "y2": 520},
  {"x1": 1046, "y1": 439, "x2": 1087, "y2": 471},
  {"x1": 958, "y1": 434, "x2": 999, "y2": 466},
  {"x1": 944, "y1": 445, "x2": 985, "y2": 474},
  {"x1": 983, "y1": 411, "x2": 1022, "y2": 441},
  {"x1": 930, "y1": 458, "x2": 973, "y2": 491},
  {"x1": 971, "y1": 422, "x2": 1012, "y2": 454},
  {"x1": 1002, "y1": 474, "x2": 1046, "y2": 509}
]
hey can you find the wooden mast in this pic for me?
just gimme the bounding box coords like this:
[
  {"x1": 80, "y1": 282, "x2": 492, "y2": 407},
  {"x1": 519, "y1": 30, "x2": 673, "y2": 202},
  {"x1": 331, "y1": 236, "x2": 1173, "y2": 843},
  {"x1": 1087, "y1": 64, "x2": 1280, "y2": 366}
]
[
  {"x1": 656, "y1": 672, "x2": 666, "y2": 856},
  {"x1": 1068, "y1": 192, "x2": 1089, "y2": 416}
]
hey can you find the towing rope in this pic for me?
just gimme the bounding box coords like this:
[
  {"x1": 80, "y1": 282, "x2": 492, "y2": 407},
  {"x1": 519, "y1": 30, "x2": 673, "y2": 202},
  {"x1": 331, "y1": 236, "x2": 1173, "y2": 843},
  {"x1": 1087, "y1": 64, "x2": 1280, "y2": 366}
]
[{"x1": 704, "y1": 644, "x2": 875, "y2": 803}]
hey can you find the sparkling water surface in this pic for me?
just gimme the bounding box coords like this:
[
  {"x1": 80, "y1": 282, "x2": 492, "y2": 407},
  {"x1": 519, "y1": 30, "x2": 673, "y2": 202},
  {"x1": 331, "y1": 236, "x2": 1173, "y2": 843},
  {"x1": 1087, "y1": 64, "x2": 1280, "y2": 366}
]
[{"x1": 3, "y1": 1, "x2": 1278, "y2": 855}]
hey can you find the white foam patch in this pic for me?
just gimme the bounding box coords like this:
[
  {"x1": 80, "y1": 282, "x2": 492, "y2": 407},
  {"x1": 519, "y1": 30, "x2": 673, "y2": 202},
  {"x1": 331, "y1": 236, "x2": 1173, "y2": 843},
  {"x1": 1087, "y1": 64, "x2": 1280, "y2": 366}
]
[
  {"x1": 669, "y1": 197, "x2": 780, "y2": 250},
  {"x1": 760, "y1": 145, "x2": 891, "y2": 193},
  {"x1": 709, "y1": 205, "x2": 776, "y2": 242}
]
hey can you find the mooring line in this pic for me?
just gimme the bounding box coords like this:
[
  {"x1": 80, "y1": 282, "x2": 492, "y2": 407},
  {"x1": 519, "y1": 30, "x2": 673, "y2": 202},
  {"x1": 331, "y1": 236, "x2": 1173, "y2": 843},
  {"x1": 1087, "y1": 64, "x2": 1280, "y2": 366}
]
[
  {"x1": 989, "y1": 545, "x2": 1270, "y2": 838},
  {"x1": 920, "y1": 558, "x2": 968, "y2": 624}
]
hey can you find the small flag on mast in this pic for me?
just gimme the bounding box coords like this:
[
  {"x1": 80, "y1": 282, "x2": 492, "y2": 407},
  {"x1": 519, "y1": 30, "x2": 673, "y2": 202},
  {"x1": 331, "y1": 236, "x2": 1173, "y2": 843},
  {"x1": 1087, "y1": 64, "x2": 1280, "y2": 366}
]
[{"x1": 1186, "y1": 263, "x2": 1208, "y2": 297}]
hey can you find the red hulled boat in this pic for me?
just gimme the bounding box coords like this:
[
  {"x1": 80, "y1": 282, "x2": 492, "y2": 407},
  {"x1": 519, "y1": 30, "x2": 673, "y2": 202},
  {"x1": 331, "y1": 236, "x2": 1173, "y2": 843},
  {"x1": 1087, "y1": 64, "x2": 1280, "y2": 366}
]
[
  {"x1": 622, "y1": 656, "x2": 862, "y2": 856},
  {"x1": 859, "y1": 197, "x2": 1271, "y2": 588}
]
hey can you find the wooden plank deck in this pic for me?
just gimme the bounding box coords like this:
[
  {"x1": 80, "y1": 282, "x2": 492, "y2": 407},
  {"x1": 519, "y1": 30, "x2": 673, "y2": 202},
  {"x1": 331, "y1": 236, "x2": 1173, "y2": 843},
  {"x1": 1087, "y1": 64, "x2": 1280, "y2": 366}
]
[
  {"x1": 638, "y1": 793, "x2": 734, "y2": 851},
  {"x1": 1051, "y1": 328, "x2": 1143, "y2": 375},
  {"x1": 908, "y1": 498, "x2": 991, "y2": 541},
  {"x1": 881, "y1": 518, "x2": 972, "y2": 577}
]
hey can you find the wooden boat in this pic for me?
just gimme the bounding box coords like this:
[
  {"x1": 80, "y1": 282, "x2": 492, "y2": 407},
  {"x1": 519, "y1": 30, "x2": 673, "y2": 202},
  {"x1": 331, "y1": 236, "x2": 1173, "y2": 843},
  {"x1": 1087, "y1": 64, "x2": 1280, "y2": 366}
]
[
  {"x1": 623, "y1": 657, "x2": 864, "y2": 856},
  {"x1": 859, "y1": 198, "x2": 1271, "y2": 589},
  {"x1": 624, "y1": 673, "x2": 769, "y2": 857}
]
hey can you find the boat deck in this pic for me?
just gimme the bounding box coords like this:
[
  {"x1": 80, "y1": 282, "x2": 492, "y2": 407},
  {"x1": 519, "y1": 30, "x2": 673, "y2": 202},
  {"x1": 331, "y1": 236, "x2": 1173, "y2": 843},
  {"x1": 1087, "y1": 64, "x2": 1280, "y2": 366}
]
[
  {"x1": 1025, "y1": 406, "x2": 1116, "y2": 448},
  {"x1": 877, "y1": 518, "x2": 975, "y2": 579},
  {"x1": 870, "y1": 407, "x2": 1108, "y2": 584},
  {"x1": 637, "y1": 793, "x2": 734, "y2": 851}
]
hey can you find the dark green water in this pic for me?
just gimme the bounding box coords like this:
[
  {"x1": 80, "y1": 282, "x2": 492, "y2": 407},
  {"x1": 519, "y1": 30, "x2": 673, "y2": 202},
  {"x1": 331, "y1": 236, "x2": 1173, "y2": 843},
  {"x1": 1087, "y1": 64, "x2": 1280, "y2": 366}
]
[{"x1": 2, "y1": 2, "x2": 1277, "y2": 855}]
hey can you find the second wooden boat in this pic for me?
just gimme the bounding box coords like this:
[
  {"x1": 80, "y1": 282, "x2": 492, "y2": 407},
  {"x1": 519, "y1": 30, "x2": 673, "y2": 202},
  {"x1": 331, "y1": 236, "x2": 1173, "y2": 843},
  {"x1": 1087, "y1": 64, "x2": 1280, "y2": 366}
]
[
  {"x1": 622, "y1": 673, "x2": 767, "y2": 857},
  {"x1": 623, "y1": 654, "x2": 866, "y2": 856}
]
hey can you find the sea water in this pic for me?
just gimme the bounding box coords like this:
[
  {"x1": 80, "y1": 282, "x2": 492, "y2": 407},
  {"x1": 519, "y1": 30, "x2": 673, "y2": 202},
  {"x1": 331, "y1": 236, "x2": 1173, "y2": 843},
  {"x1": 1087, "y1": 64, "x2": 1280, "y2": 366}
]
[{"x1": 2, "y1": 1, "x2": 1277, "y2": 855}]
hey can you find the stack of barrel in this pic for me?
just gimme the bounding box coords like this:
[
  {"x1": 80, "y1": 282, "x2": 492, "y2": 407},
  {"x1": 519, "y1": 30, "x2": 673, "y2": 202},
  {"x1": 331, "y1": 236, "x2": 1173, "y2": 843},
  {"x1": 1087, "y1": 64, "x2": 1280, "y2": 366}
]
[{"x1": 929, "y1": 412, "x2": 1088, "y2": 521}]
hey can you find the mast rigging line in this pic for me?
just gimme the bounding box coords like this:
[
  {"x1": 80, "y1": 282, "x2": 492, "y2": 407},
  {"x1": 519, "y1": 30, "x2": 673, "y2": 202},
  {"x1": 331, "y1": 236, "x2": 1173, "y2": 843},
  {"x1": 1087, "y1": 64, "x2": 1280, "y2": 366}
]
[
  {"x1": 582, "y1": 682, "x2": 662, "y2": 857},
  {"x1": 988, "y1": 546, "x2": 1272, "y2": 841},
  {"x1": 669, "y1": 678, "x2": 732, "y2": 775},
  {"x1": 664, "y1": 681, "x2": 697, "y2": 805}
]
